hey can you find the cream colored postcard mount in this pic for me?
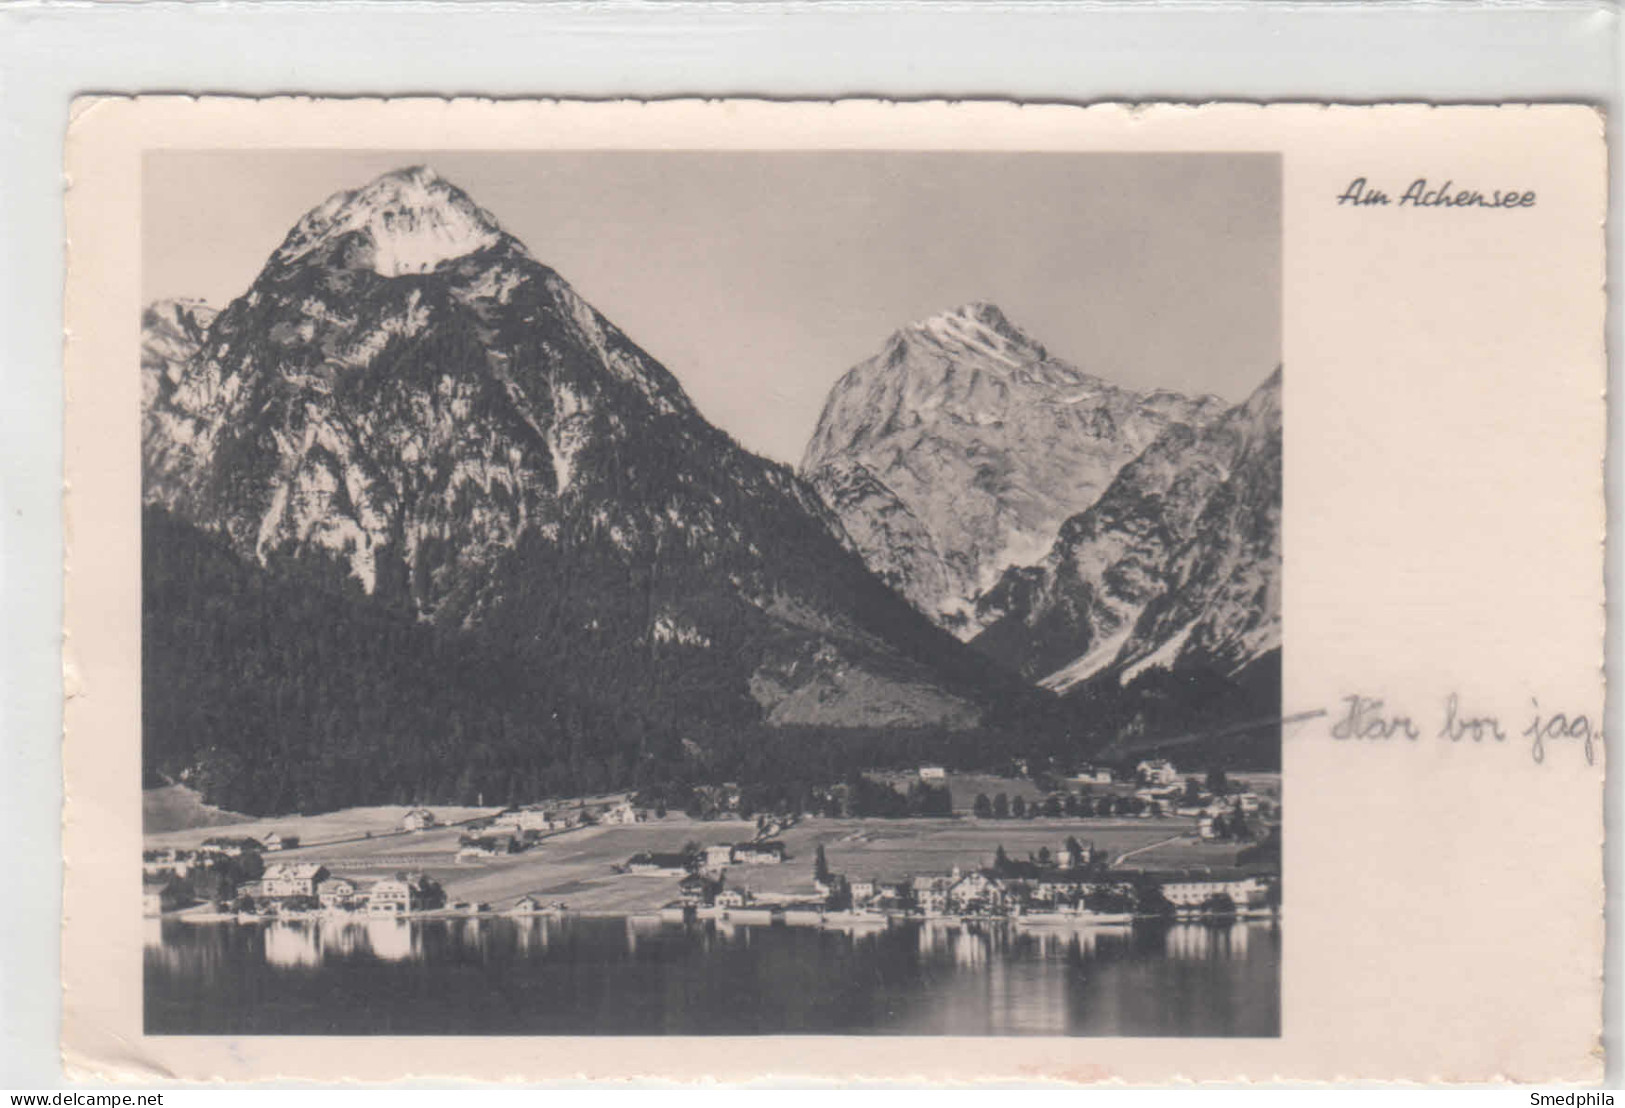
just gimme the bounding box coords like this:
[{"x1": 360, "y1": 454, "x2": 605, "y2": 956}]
[{"x1": 62, "y1": 98, "x2": 1605, "y2": 1084}]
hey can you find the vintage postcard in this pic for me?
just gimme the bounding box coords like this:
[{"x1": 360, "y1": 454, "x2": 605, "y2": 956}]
[{"x1": 61, "y1": 98, "x2": 1604, "y2": 1083}]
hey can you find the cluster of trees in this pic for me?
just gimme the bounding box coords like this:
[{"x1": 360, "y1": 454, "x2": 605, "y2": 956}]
[
  {"x1": 988, "y1": 835, "x2": 1097, "y2": 877},
  {"x1": 1061, "y1": 652, "x2": 1284, "y2": 771},
  {"x1": 642, "y1": 775, "x2": 954, "y2": 822},
  {"x1": 972, "y1": 791, "x2": 1153, "y2": 819},
  {"x1": 163, "y1": 851, "x2": 263, "y2": 907},
  {"x1": 1206, "y1": 810, "x2": 1256, "y2": 842},
  {"x1": 145, "y1": 506, "x2": 617, "y2": 814},
  {"x1": 837, "y1": 777, "x2": 953, "y2": 819},
  {"x1": 1238, "y1": 825, "x2": 1281, "y2": 866}
]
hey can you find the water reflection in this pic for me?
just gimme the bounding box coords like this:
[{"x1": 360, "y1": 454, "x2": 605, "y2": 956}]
[
  {"x1": 363, "y1": 917, "x2": 420, "y2": 963},
  {"x1": 451, "y1": 917, "x2": 488, "y2": 956},
  {"x1": 320, "y1": 921, "x2": 368, "y2": 960},
  {"x1": 912, "y1": 918, "x2": 1253, "y2": 970},
  {"x1": 625, "y1": 916, "x2": 662, "y2": 954},
  {"x1": 953, "y1": 926, "x2": 988, "y2": 968},
  {"x1": 148, "y1": 915, "x2": 1280, "y2": 1037},
  {"x1": 512, "y1": 917, "x2": 549, "y2": 956},
  {"x1": 263, "y1": 923, "x2": 321, "y2": 969},
  {"x1": 1164, "y1": 921, "x2": 1253, "y2": 960}
]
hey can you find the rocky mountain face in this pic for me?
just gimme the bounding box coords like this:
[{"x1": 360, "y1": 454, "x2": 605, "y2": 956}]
[
  {"x1": 970, "y1": 367, "x2": 1282, "y2": 693},
  {"x1": 141, "y1": 298, "x2": 218, "y2": 487},
  {"x1": 143, "y1": 165, "x2": 995, "y2": 774},
  {"x1": 801, "y1": 302, "x2": 1226, "y2": 638}
]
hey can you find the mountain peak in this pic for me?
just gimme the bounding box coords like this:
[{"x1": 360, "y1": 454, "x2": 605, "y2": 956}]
[
  {"x1": 270, "y1": 164, "x2": 506, "y2": 277},
  {"x1": 894, "y1": 300, "x2": 1047, "y2": 365},
  {"x1": 942, "y1": 300, "x2": 1017, "y2": 331}
]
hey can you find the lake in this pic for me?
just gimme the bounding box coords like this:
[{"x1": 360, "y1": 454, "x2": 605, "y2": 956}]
[{"x1": 145, "y1": 915, "x2": 1280, "y2": 1036}]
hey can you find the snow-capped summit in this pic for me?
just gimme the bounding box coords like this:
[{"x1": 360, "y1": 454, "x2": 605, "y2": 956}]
[
  {"x1": 802, "y1": 303, "x2": 1226, "y2": 638},
  {"x1": 270, "y1": 165, "x2": 505, "y2": 277},
  {"x1": 891, "y1": 301, "x2": 1049, "y2": 367}
]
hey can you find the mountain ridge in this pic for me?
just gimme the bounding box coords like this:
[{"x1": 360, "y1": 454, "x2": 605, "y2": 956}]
[
  {"x1": 971, "y1": 366, "x2": 1282, "y2": 691},
  {"x1": 801, "y1": 301, "x2": 1227, "y2": 637}
]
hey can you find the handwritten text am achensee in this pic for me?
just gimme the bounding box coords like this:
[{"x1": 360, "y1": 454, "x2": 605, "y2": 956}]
[{"x1": 1337, "y1": 177, "x2": 1536, "y2": 209}]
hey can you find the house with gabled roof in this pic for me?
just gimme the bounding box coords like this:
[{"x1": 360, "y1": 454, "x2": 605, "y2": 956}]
[
  {"x1": 317, "y1": 877, "x2": 359, "y2": 909},
  {"x1": 402, "y1": 808, "x2": 438, "y2": 832},
  {"x1": 733, "y1": 841, "x2": 785, "y2": 865},
  {"x1": 261, "y1": 862, "x2": 328, "y2": 898}
]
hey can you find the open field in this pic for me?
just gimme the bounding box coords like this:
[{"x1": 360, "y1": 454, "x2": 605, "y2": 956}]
[
  {"x1": 884, "y1": 771, "x2": 1281, "y2": 813},
  {"x1": 142, "y1": 802, "x2": 506, "y2": 850},
  {"x1": 1123, "y1": 837, "x2": 1258, "y2": 868},
  {"x1": 941, "y1": 774, "x2": 1048, "y2": 811},
  {"x1": 317, "y1": 819, "x2": 758, "y2": 912},
  {"x1": 774, "y1": 818, "x2": 1242, "y2": 879},
  {"x1": 439, "y1": 816, "x2": 1238, "y2": 910},
  {"x1": 142, "y1": 784, "x2": 255, "y2": 833}
]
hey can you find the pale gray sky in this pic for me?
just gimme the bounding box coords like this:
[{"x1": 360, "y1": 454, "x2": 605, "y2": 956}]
[{"x1": 144, "y1": 150, "x2": 1279, "y2": 465}]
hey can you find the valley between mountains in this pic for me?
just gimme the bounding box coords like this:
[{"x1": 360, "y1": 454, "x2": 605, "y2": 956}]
[{"x1": 142, "y1": 166, "x2": 1281, "y2": 817}]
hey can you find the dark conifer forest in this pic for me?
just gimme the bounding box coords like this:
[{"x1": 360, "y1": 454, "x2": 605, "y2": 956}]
[{"x1": 144, "y1": 505, "x2": 1278, "y2": 816}]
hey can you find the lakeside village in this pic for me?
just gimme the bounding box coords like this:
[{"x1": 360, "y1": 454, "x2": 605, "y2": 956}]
[{"x1": 144, "y1": 757, "x2": 1281, "y2": 929}]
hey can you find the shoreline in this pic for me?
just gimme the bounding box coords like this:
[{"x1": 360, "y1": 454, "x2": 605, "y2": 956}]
[{"x1": 161, "y1": 906, "x2": 1280, "y2": 927}]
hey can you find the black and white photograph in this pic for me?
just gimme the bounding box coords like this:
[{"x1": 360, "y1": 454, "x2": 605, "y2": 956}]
[{"x1": 137, "y1": 147, "x2": 1284, "y2": 1037}]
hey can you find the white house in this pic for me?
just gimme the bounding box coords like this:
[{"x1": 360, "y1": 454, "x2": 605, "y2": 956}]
[
  {"x1": 948, "y1": 872, "x2": 1006, "y2": 912},
  {"x1": 142, "y1": 848, "x2": 195, "y2": 879},
  {"x1": 1069, "y1": 766, "x2": 1113, "y2": 786},
  {"x1": 912, "y1": 874, "x2": 955, "y2": 916},
  {"x1": 402, "y1": 808, "x2": 438, "y2": 832},
  {"x1": 367, "y1": 878, "x2": 412, "y2": 915},
  {"x1": 918, "y1": 765, "x2": 947, "y2": 782},
  {"x1": 261, "y1": 863, "x2": 328, "y2": 899},
  {"x1": 1159, "y1": 872, "x2": 1267, "y2": 908},
  {"x1": 1136, "y1": 759, "x2": 1179, "y2": 786},
  {"x1": 366, "y1": 874, "x2": 438, "y2": 914},
  {"x1": 317, "y1": 877, "x2": 359, "y2": 909}
]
